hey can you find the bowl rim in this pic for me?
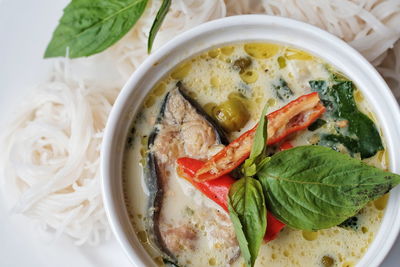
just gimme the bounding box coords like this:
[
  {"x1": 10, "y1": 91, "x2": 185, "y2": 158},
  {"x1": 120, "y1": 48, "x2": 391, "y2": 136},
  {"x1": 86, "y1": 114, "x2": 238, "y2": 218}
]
[{"x1": 101, "y1": 14, "x2": 400, "y2": 267}]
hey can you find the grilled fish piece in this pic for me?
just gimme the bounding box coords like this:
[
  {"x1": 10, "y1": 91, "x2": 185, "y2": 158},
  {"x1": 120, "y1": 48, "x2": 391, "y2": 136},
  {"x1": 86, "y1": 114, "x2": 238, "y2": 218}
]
[{"x1": 146, "y1": 83, "x2": 239, "y2": 265}]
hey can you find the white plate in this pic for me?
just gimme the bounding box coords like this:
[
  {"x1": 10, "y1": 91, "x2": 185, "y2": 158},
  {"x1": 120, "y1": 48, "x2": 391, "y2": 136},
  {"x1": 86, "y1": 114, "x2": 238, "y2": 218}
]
[{"x1": 0, "y1": 1, "x2": 399, "y2": 267}]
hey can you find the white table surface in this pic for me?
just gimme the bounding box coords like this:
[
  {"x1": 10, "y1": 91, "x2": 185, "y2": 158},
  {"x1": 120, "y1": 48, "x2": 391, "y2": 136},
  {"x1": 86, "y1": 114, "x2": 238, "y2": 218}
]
[{"x1": 1, "y1": 1, "x2": 399, "y2": 266}]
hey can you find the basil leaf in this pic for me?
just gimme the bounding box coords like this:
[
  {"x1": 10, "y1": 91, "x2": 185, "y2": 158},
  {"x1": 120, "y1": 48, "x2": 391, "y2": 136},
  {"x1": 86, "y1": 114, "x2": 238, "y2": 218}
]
[
  {"x1": 243, "y1": 104, "x2": 268, "y2": 176},
  {"x1": 258, "y1": 146, "x2": 400, "y2": 231},
  {"x1": 148, "y1": 0, "x2": 171, "y2": 53},
  {"x1": 228, "y1": 177, "x2": 267, "y2": 267},
  {"x1": 44, "y1": 0, "x2": 148, "y2": 58},
  {"x1": 308, "y1": 118, "x2": 326, "y2": 131},
  {"x1": 309, "y1": 80, "x2": 383, "y2": 158}
]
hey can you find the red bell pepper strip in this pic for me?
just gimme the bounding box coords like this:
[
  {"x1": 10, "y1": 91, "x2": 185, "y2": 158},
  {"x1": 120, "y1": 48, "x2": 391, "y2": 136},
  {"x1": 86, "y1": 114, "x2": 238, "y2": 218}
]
[
  {"x1": 176, "y1": 157, "x2": 234, "y2": 212},
  {"x1": 176, "y1": 157, "x2": 285, "y2": 242},
  {"x1": 265, "y1": 212, "x2": 285, "y2": 242},
  {"x1": 194, "y1": 92, "x2": 325, "y2": 182}
]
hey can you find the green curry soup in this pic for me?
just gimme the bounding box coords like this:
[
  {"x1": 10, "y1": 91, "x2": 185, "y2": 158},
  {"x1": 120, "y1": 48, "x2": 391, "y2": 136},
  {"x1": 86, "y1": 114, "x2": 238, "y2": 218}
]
[{"x1": 123, "y1": 43, "x2": 388, "y2": 267}]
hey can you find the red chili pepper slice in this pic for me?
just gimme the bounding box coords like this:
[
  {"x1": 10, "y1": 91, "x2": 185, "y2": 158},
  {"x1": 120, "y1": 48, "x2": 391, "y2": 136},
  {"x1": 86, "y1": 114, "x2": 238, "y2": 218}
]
[
  {"x1": 279, "y1": 141, "x2": 294, "y2": 151},
  {"x1": 176, "y1": 157, "x2": 285, "y2": 242},
  {"x1": 194, "y1": 92, "x2": 325, "y2": 182}
]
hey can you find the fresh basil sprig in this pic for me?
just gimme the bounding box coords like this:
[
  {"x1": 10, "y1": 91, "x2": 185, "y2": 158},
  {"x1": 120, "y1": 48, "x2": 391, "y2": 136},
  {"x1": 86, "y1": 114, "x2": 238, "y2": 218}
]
[
  {"x1": 229, "y1": 105, "x2": 269, "y2": 267},
  {"x1": 45, "y1": 0, "x2": 170, "y2": 58},
  {"x1": 44, "y1": 0, "x2": 149, "y2": 58},
  {"x1": 243, "y1": 104, "x2": 269, "y2": 176},
  {"x1": 148, "y1": 0, "x2": 171, "y2": 53},
  {"x1": 258, "y1": 145, "x2": 400, "y2": 230},
  {"x1": 228, "y1": 177, "x2": 266, "y2": 267}
]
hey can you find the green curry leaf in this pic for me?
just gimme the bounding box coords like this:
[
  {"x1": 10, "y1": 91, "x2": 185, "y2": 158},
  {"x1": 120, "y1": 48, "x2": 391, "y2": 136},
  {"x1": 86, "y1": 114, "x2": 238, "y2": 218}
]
[
  {"x1": 148, "y1": 0, "x2": 171, "y2": 53},
  {"x1": 258, "y1": 146, "x2": 400, "y2": 231},
  {"x1": 228, "y1": 177, "x2": 267, "y2": 267},
  {"x1": 44, "y1": 0, "x2": 148, "y2": 58}
]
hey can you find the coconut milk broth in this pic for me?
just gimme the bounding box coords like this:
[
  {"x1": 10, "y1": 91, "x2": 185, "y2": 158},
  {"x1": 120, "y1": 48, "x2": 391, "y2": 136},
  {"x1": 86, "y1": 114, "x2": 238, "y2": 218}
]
[{"x1": 123, "y1": 43, "x2": 388, "y2": 267}]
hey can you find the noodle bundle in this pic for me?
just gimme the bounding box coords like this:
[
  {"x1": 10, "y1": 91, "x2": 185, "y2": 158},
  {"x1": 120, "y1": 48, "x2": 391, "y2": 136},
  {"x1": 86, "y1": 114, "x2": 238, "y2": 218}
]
[
  {"x1": 262, "y1": 0, "x2": 400, "y2": 66},
  {"x1": 1, "y1": 0, "x2": 400, "y2": 245},
  {"x1": 1, "y1": 60, "x2": 119, "y2": 245}
]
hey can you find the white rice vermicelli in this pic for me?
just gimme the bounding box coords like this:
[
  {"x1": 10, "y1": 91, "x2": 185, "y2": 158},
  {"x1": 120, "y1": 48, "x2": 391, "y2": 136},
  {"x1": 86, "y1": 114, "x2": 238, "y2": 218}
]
[
  {"x1": 379, "y1": 40, "x2": 400, "y2": 101},
  {"x1": 1, "y1": 60, "x2": 118, "y2": 245},
  {"x1": 262, "y1": 0, "x2": 400, "y2": 65}
]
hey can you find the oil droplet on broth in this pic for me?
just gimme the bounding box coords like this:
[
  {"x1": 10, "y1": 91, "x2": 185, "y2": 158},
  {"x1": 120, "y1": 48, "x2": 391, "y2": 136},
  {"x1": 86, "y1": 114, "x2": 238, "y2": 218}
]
[
  {"x1": 283, "y1": 250, "x2": 290, "y2": 257},
  {"x1": 240, "y1": 70, "x2": 259, "y2": 84},
  {"x1": 267, "y1": 98, "x2": 277, "y2": 107},
  {"x1": 221, "y1": 46, "x2": 235, "y2": 55},
  {"x1": 342, "y1": 261, "x2": 355, "y2": 267},
  {"x1": 152, "y1": 82, "x2": 166, "y2": 96},
  {"x1": 354, "y1": 89, "x2": 364, "y2": 102},
  {"x1": 154, "y1": 256, "x2": 164, "y2": 266},
  {"x1": 171, "y1": 62, "x2": 192, "y2": 80},
  {"x1": 137, "y1": 230, "x2": 148, "y2": 243},
  {"x1": 144, "y1": 95, "x2": 156, "y2": 108},
  {"x1": 277, "y1": 56, "x2": 286, "y2": 69},
  {"x1": 374, "y1": 194, "x2": 389, "y2": 210},
  {"x1": 285, "y1": 48, "x2": 314, "y2": 60},
  {"x1": 208, "y1": 49, "x2": 220, "y2": 58},
  {"x1": 244, "y1": 43, "x2": 280, "y2": 59},
  {"x1": 208, "y1": 257, "x2": 217, "y2": 266},
  {"x1": 302, "y1": 230, "x2": 318, "y2": 241},
  {"x1": 376, "y1": 150, "x2": 388, "y2": 167},
  {"x1": 210, "y1": 76, "x2": 220, "y2": 88}
]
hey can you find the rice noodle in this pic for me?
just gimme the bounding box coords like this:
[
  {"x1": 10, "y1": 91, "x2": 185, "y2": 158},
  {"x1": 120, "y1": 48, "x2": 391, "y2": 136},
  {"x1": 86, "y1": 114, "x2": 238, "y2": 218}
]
[
  {"x1": 261, "y1": 0, "x2": 400, "y2": 65},
  {"x1": 224, "y1": 0, "x2": 264, "y2": 15},
  {"x1": 1, "y1": 0, "x2": 400, "y2": 246},
  {"x1": 1, "y1": 58, "x2": 118, "y2": 245},
  {"x1": 378, "y1": 40, "x2": 400, "y2": 101}
]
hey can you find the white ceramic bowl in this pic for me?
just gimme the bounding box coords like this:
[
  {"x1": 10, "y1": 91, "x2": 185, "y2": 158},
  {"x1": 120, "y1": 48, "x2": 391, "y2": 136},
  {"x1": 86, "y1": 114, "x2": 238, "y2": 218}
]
[{"x1": 101, "y1": 15, "x2": 400, "y2": 267}]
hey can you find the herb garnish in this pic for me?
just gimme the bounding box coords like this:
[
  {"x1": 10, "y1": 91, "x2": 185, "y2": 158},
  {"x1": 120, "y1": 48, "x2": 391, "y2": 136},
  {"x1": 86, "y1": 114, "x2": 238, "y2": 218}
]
[
  {"x1": 45, "y1": 0, "x2": 170, "y2": 58},
  {"x1": 148, "y1": 0, "x2": 171, "y2": 53},
  {"x1": 258, "y1": 145, "x2": 400, "y2": 230},
  {"x1": 228, "y1": 105, "x2": 269, "y2": 267},
  {"x1": 242, "y1": 105, "x2": 269, "y2": 176},
  {"x1": 228, "y1": 177, "x2": 266, "y2": 267}
]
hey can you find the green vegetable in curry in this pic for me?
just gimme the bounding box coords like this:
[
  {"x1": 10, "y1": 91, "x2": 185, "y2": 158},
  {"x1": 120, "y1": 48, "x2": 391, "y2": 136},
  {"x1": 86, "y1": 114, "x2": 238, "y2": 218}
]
[{"x1": 309, "y1": 79, "x2": 383, "y2": 158}]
